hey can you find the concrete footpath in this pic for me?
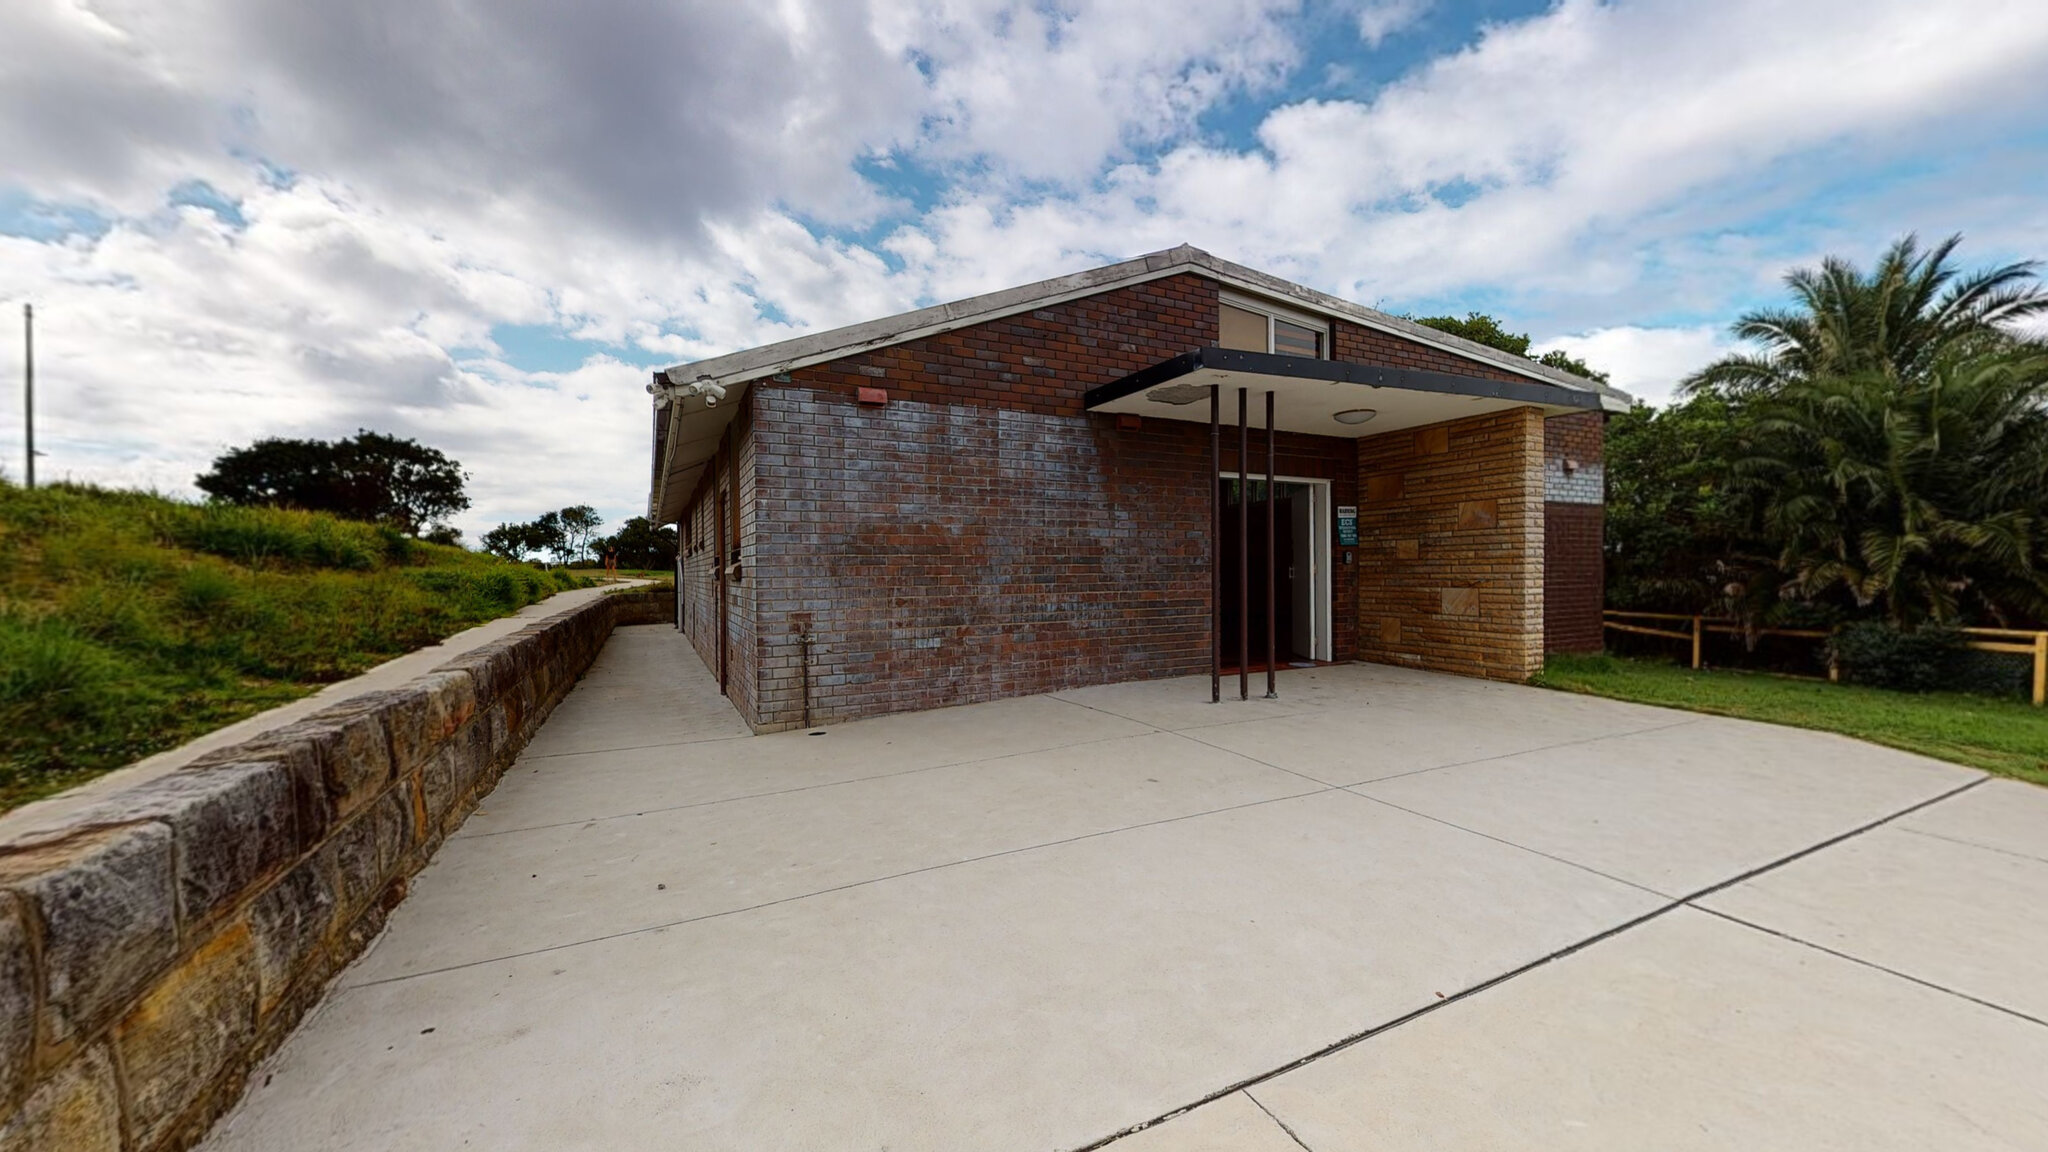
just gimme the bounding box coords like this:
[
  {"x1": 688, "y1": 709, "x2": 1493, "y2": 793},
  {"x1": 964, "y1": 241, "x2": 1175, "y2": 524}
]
[{"x1": 200, "y1": 626, "x2": 2048, "y2": 1151}]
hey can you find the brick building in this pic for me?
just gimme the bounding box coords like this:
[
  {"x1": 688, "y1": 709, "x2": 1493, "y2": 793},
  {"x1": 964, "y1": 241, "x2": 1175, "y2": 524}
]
[{"x1": 650, "y1": 246, "x2": 1626, "y2": 732}]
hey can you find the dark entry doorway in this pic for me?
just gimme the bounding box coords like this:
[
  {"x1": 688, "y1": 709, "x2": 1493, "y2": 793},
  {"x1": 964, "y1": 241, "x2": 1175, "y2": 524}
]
[{"x1": 1219, "y1": 477, "x2": 1315, "y2": 669}]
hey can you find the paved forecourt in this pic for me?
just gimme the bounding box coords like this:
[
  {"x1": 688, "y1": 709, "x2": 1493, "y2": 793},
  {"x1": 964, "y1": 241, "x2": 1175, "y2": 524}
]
[{"x1": 199, "y1": 626, "x2": 2048, "y2": 1151}]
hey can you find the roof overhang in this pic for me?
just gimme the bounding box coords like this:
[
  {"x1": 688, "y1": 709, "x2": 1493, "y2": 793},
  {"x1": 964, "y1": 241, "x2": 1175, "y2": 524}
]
[
  {"x1": 1084, "y1": 348, "x2": 1602, "y2": 438},
  {"x1": 648, "y1": 245, "x2": 1636, "y2": 521},
  {"x1": 650, "y1": 246, "x2": 1637, "y2": 410},
  {"x1": 649, "y1": 376, "x2": 750, "y2": 524}
]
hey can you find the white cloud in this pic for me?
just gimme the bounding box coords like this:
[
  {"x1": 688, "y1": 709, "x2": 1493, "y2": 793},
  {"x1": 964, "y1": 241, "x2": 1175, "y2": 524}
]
[
  {"x1": 2, "y1": 0, "x2": 2046, "y2": 533},
  {"x1": 888, "y1": 0, "x2": 2048, "y2": 316},
  {"x1": 1533, "y1": 325, "x2": 1739, "y2": 408},
  {"x1": 880, "y1": 0, "x2": 1306, "y2": 185},
  {"x1": 1345, "y1": 0, "x2": 1432, "y2": 48}
]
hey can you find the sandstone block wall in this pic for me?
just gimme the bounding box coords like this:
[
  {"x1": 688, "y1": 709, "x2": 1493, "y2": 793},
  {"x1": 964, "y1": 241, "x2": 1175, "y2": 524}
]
[
  {"x1": 1355, "y1": 407, "x2": 1547, "y2": 681},
  {"x1": 0, "y1": 587, "x2": 671, "y2": 1152}
]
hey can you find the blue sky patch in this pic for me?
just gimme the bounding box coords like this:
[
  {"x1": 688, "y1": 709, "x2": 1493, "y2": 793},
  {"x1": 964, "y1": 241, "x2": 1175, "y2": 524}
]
[
  {"x1": 468, "y1": 324, "x2": 674, "y2": 375},
  {"x1": 167, "y1": 180, "x2": 247, "y2": 228},
  {"x1": 0, "y1": 189, "x2": 113, "y2": 242}
]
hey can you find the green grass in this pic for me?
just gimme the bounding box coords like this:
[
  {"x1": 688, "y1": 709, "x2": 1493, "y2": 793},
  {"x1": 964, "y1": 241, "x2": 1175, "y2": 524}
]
[
  {"x1": 1535, "y1": 653, "x2": 2048, "y2": 785},
  {"x1": 565, "y1": 565, "x2": 670, "y2": 581},
  {"x1": 0, "y1": 481, "x2": 589, "y2": 812}
]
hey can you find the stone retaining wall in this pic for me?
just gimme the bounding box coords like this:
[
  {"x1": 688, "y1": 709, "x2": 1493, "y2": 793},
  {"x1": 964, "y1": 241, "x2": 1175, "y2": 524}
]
[{"x1": 0, "y1": 587, "x2": 672, "y2": 1151}]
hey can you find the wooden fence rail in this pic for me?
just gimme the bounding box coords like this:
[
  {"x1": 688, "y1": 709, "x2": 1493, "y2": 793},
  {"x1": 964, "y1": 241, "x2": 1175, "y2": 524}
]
[{"x1": 1601, "y1": 611, "x2": 2048, "y2": 706}]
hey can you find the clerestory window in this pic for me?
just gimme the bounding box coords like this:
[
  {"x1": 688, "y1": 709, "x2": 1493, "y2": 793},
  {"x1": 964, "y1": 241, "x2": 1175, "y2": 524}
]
[{"x1": 1218, "y1": 291, "x2": 1329, "y2": 359}]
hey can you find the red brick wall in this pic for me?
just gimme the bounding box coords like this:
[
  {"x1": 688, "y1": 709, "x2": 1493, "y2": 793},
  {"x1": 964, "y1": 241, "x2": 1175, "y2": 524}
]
[
  {"x1": 678, "y1": 395, "x2": 759, "y2": 711},
  {"x1": 740, "y1": 276, "x2": 1224, "y2": 728},
  {"x1": 1332, "y1": 321, "x2": 1525, "y2": 383},
  {"x1": 697, "y1": 274, "x2": 1580, "y2": 726},
  {"x1": 785, "y1": 273, "x2": 1219, "y2": 415},
  {"x1": 749, "y1": 392, "x2": 1216, "y2": 728},
  {"x1": 1543, "y1": 411, "x2": 1605, "y2": 653},
  {"x1": 1544, "y1": 504, "x2": 1603, "y2": 653}
]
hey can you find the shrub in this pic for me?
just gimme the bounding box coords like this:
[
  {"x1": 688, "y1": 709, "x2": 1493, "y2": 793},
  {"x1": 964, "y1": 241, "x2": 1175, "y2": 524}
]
[
  {"x1": 152, "y1": 502, "x2": 386, "y2": 570},
  {"x1": 1947, "y1": 646, "x2": 2034, "y2": 698},
  {"x1": 1827, "y1": 623, "x2": 1967, "y2": 692}
]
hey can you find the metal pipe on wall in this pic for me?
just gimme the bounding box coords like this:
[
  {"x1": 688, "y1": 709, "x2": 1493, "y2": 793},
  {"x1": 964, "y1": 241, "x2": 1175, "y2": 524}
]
[
  {"x1": 1265, "y1": 390, "x2": 1277, "y2": 699},
  {"x1": 1237, "y1": 387, "x2": 1249, "y2": 702},
  {"x1": 1209, "y1": 384, "x2": 1221, "y2": 704}
]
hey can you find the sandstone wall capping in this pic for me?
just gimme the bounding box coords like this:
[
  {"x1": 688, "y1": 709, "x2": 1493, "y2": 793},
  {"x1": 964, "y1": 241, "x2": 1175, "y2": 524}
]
[{"x1": 0, "y1": 588, "x2": 673, "y2": 1151}]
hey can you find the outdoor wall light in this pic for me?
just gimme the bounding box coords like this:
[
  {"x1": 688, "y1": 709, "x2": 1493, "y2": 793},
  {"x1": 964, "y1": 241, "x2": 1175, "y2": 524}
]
[
  {"x1": 652, "y1": 372, "x2": 729, "y2": 409},
  {"x1": 1333, "y1": 408, "x2": 1378, "y2": 425}
]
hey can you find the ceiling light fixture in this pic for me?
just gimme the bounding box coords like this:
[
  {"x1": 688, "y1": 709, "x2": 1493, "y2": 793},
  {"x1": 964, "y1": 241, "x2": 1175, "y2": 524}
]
[{"x1": 1333, "y1": 408, "x2": 1378, "y2": 425}]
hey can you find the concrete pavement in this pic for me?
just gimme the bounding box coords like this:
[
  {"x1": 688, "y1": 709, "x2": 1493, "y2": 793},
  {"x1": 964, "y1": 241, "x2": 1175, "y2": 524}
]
[{"x1": 199, "y1": 627, "x2": 2048, "y2": 1151}]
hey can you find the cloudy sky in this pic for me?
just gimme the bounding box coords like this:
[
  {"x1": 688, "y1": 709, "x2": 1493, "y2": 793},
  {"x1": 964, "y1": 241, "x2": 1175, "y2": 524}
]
[{"x1": 3, "y1": 0, "x2": 2046, "y2": 539}]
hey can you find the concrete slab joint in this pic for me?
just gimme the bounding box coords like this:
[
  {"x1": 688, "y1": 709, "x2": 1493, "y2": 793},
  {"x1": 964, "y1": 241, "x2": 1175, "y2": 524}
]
[{"x1": 0, "y1": 585, "x2": 675, "y2": 1150}]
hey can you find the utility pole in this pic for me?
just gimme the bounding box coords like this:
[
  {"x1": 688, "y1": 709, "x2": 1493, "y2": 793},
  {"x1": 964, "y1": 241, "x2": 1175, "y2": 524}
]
[{"x1": 22, "y1": 303, "x2": 33, "y2": 489}]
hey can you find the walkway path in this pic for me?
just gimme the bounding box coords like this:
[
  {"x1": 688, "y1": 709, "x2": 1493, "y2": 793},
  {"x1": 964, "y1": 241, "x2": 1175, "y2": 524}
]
[{"x1": 201, "y1": 625, "x2": 2048, "y2": 1150}]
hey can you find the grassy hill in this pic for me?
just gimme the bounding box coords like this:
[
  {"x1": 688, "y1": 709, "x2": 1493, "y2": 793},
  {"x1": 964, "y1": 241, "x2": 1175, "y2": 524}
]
[{"x1": 0, "y1": 481, "x2": 589, "y2": 812}]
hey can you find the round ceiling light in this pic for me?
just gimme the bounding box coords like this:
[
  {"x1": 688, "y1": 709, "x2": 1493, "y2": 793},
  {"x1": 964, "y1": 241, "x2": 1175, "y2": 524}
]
[{"x1": 1333, "y1": 408, "x2": 1378, "y2": 425}]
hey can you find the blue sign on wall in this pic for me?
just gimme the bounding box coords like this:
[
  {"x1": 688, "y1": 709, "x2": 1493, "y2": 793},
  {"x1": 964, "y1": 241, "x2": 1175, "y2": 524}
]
[{"x1": 1336, "y1": 505, "x2": 1359, "y2": 546}]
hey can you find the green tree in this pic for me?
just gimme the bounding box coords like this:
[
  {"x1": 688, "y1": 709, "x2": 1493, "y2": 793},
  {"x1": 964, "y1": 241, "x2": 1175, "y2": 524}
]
[
  {"x1": 479, "y1": 514, "x2": 565, "y2": 565},
  {"x1": 1685, "y1": 234, "x2": 2048, "y2": 399},
  {"x1": 1414, "y1": 312, "x2": 1610, "y2": 383},
  {"x1": 1685, "y1": 235, "x2": 2048, "y2": 626},
  {"x1": 1603, "y1": 394, "x2": 1775, "y2": 616},
  {"x1": 480, "y1": 523, "x2": 528, "y2": 561},
  {"x1": 196, "y1": 430, "x2": 470, "y2": 536},
  {"x1": 593, "y1": 516, "x2": 677, "y2": 570},
  {"x1": 557, "y1": 505, "x2": 603, "y2": 564}
]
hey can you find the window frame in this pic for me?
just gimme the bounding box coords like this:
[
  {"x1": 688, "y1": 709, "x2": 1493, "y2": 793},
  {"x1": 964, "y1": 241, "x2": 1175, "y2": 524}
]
[{"x1": 1218, "y1": 290, "x2": 1332, "y2": 360}]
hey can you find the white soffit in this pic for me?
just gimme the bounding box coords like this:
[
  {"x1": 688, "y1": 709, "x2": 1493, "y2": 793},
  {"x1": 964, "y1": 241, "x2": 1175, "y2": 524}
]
[{"x1": 1088, "y1": 368, "x2": 1585, "y2": 438}]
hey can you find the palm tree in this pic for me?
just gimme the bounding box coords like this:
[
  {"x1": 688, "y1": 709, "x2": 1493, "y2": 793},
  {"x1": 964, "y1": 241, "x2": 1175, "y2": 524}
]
[
  {"x1": 1685, "y1": 233, "x2": 2048, "y2": 398},
  {"x1": 1686, "y1": 235, "x2": 2048, "y2": 626}
]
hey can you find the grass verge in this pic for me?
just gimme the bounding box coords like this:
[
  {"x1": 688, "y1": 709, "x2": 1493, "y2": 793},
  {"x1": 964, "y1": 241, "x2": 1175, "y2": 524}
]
[
  {"x1": 1534, "y1": 653, "x2": 2048, "y2": 785},
  {"x1": 1, "y1": 481, "x2": 590, "y2": 812}
]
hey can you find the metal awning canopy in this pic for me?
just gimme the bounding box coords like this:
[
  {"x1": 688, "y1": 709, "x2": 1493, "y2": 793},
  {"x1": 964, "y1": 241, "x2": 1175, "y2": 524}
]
[{"x1": 1084, "y1": 347, "x2": 1602, "y2": 437}]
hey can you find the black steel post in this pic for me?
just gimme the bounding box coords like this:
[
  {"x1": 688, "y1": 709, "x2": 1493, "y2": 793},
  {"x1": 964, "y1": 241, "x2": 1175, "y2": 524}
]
[
  {"x1": 1210, "y1": 384, "x2": 1220, "y2": 703},
  {"x1": 1265, "y1": 389, "x2": 1277, "y2": 699},
  {"x1": 1237, "y1": 387, "x2": 1249, "y2": 702}
]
